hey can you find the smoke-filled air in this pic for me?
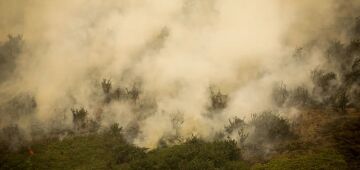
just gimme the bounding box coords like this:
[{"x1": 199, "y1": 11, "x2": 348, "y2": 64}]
[{"x1": 1, "y1": 0, "x2": 360, "y2": 169}]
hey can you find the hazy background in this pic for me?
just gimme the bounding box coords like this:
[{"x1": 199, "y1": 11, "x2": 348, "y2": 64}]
[{"x1": 0, "y1": 0, "x2": 359, "y2": 148}]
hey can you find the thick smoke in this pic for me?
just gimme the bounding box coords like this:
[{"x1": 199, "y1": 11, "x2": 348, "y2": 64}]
[{"x1": 0, "y1": 0, "x2": 359, "y2": 149}]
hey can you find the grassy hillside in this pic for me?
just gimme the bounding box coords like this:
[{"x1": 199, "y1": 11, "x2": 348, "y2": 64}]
[{"x1": 1, "y1": 110, "x2": 356, "y2": 170}]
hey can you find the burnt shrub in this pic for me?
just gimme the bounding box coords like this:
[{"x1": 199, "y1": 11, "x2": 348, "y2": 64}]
[
  {"x1": 0, "y1": 93, "x2": 37, "y2": 120},
  {"x1": 209, "y1": 87, "x2": 228, "y2": 110},
  {"x1": 225, "y1": 117, "x2": 246, "y2": 135},
  {"x1": 243, "y1": 112, "x2": 294, "y2": 161},
  {"x1": 331, "y1": 89, "x2": 349, "y2": 112},
  {"x1": 248, "y1": 111, "x2": 293, "y2": 144},
  {"x1": 126, "y1": 85, "x2": 141, "y2": 102},
  {"x1": 288, "y1": 86, "x2": 311, "y2": 107},
  {"x1": 322, "y1": 117, "x2": 360, "y2": 169},
  {"x1": 311, "y1": 69, "x2": 337, "y2": 93},
  {"x1": 71, "y1": 107, "x2": 88, "y2": 131},
  {"x1": 0, "y1": 35, "x2": 23, "y2": 81},
  {"x1": 101, "y1": 79, "x2": 112, "y2": 94},
  {"x1": 326, "y1": 41, "x2": 345, "y2": 63},
  {"x1": 272, "y1": 83, "x2": 289, "y2": 107},
  {"x1": 109, "y1": 123, "x2": 123, "y2": 136},
  {"x1": 0, "y1": 125, "x2": 25, "y2": 151},
  {"x1": 99, "y1": 78, "x2": 143, "y2": 104}
]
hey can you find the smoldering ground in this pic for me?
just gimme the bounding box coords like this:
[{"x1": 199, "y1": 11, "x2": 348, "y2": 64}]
[{"x1": 0, "y1": 0, "x2": 360, "y2": 155}]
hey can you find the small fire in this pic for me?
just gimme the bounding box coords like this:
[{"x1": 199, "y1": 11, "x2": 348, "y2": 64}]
[{"x1": 28, "y1": 147, "x2": 34, "y2": 156}]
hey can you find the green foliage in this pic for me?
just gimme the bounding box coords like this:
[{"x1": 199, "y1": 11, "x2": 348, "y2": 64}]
[
  {"x1": 322, "y1": 117, "x2": 360, "y2": 169},
  {"x1": 110, "y1": 123, "x2": 123, "y2": 136},
  {"x1": 225, "y1": 117, "x2": 246, "y2": 134},
  {"x1": 249, "y1": 112, "x2": 293, "y2": 143},
  {"x1": 241, "y1": 112, "x2": 295, "y2": 161},
  {"x1": 113, "y1": 144, "x2": 146, "y2": 165},
  {"x1": 252, "y1": 150, "x2": 347, "y2": 170},
  {"x1": 128, "y1": 137, "x2": 248, "y2": 170},
  {"x1": 1, "y1": 135, "x2": 114, "y2": 170},
  {"x1": 1, "y1": 134, "x2": 250, "y2": 170},
  {"x1": 223, "y1": 117, "x2": 248, "y2": 147}
]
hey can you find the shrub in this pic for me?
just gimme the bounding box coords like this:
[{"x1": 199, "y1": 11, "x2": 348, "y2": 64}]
[
  {"x1": 272, "y1": 83, "x2": 289, "y2": 107},
  {"x1": 0, "y1": 93, "x2": 37, "y2": 119},
  {"x1": 126, "y1": 86, "x2": 141, "y2": 102},
  {"x1": 109, "y1": 123, "x2": 123, "y2": 136},
  {"x1": 311, "y1": 69, "x2": 337, "y2": 93},
  {"x1": 0, "y1": 125, "x2": 25, "y2": 151},
  {"x1": 71, "y1": 107, "x2": 88, "y2": 131},
  {"x1": 243, "y1": 112, "x2": 294, "y2": 161},
  {"x1": 113, "y1": 144, "x2": 146, "y2": 165},
  {"x1": 326, "y1": 41, "x2": 345, "y2": 62},
  {"x1": 129, "y1": 137, "x2": 246, "y2": 170},
  {"x1": 322, "y1": 117, "x2": 360, "y2": 169},
  {"x1": 331, "y1": 89, "x2": 349, "y2": 112},
  {"x1": 225, "y1": 117, "x2": 246, "y2": 134},
  {"x1": 208, "y1": 86, "x2": 228, "y2": 111},
  {"x1": 101, "y1": 79, "x2": 112, "y2": 94},
  {"x1": 248, "y1": 112, "x2": 293, "y2": 142},
  {"x1": 112, "y1": 87, "x2": 126, "y2": 100},
  {"x1": 252, "y1": 150, "x2": 347, "y2": 170},
  {"x1": 0, "y1": 35, "x2": 23, "y2": 81},
  {"x1": 288, "y1": 86, "x2": 311, "y2": 107}
]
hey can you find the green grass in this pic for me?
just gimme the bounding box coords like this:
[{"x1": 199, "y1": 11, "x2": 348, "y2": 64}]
[
  {"x1": 251, "y1": 150, "x2": 347, "y2": 170},
  {"x1": 126, "y1": 138, "x2": 249, "y2": 170},
  {"x1": 1, "y1": 134, "x2": 118, "y2": 170},
  {"x1": 0, "y1": 132, "x2": 349, "y2": 170}
]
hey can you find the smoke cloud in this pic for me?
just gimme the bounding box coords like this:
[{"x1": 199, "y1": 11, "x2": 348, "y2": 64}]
[{"x1": 0, "y1": 0, "x2": 359, "y2": 148}]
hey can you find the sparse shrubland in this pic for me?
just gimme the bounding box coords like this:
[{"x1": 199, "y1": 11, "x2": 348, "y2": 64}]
[{"x1": 1, "y1": 2, "x2": 360, "y2": 170}]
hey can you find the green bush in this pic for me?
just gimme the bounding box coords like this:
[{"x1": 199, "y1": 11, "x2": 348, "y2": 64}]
[
  {"x1": 128, "y1": 137, "x2": 248, "y2": 170},
  {"x1": 252, "y1": 150, "x2": 347, "y2": 170},
  {"x1": 248, "y1": 112, "x2": 293, "y2": 143}
]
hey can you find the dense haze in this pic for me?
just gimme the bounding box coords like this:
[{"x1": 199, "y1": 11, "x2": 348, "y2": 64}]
[{"x1": 0, "y1": 0, "x2": 359, "y2": 149}]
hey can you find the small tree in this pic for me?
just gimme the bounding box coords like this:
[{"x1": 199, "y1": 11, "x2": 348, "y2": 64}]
[
  {"x1": 272, "y1": 82, "x2": 289, "y2": 107},
  {"x1": 209, "y1": 87, "x2": 228, "y2": 110},
  {"x1": 288, "y1": 86, "x2": 311, "y2": 107},
  {"x1": 224, "y1": 117, "x2": 245, "y2": 134},
  {"x1": 332, "y1": 89, "x2": 349, "y2": 112},
  {"x1": 110, "y1": 123, "x2": 123, "y2": 136},
  {"x1": 112, "y1": 87, "x2": 126, "y2": 100},
  {"x1": 0, "y1": 34, "x2": 23, "y2": 81},
  {"x1": 101, "y1": 79, "x2": 112, "y2": 94},
  {"x1": 249, "y1": 112, "x2": 293, "y2": 143},
  {"x1": 126, "y1": 85, "x2": 140, "y2": 102},
  {"x1": 71, "y1": 107, "x2": 88, "y2": 131},
  {"x1": 311, "y1": 69, "x2": 337, "y2": 92}
]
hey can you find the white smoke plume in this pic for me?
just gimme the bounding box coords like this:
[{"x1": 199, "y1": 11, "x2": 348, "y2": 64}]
[{"x1": 0, "y1": 0, "x2": 359, "y2": 148}]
